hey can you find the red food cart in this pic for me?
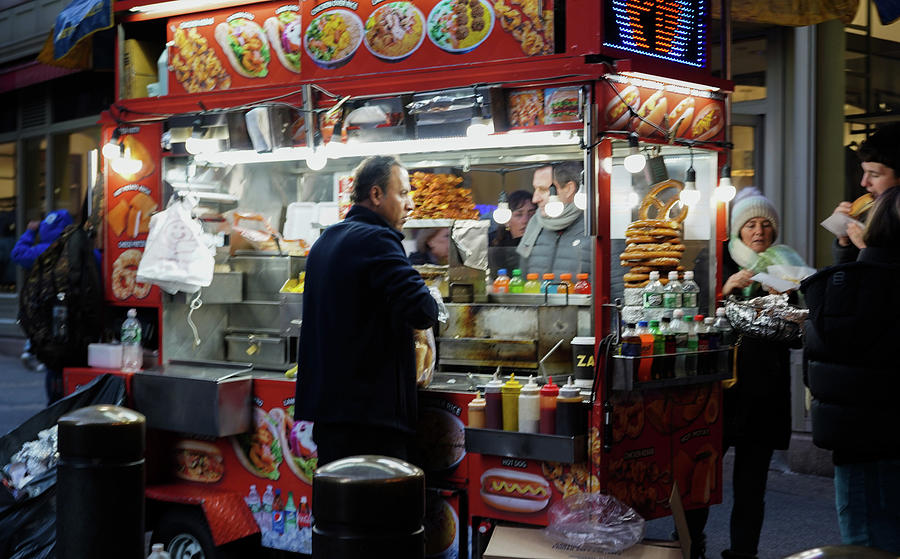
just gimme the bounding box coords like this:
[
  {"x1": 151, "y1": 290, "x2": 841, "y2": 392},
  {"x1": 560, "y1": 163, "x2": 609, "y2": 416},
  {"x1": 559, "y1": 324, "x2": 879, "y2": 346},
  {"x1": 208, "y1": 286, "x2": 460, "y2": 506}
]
[{"x1": 64, "y1": 0, "x2": 734, "y2": 557}]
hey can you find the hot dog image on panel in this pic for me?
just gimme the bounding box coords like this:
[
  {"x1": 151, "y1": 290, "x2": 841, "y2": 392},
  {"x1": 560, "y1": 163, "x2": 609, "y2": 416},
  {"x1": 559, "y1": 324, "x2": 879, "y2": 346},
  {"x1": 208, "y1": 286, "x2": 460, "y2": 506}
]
[
  {"x1": 174, "y1": 439, "x2": 225, "y2": 483},
  {"x1": 479, "y1": 468, "x2": 551, "y2": 513}
]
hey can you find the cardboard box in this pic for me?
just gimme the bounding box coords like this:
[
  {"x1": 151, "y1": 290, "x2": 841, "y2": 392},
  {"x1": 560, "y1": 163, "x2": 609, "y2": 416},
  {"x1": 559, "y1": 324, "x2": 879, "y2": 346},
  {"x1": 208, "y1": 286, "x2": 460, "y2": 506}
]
[
  {"x1": 484, "y1": 526, "x2": 683, "y2": 559},
  {"x1": 123, "y1": 39, "x2": 158, "y2": 75},
  {"x1": 122, "y1": 73, "x2": 157, "y2": 99}
]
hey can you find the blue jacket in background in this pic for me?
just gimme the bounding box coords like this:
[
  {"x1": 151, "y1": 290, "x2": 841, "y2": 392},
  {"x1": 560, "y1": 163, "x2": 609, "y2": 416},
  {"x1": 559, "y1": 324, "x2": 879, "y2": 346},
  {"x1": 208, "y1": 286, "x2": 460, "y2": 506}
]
[
  {"x1": 295, "y1": 205, "x2": 439, "y2": 433},
  {"x1": 12, "y1": 210, "x2": 74, "y2": 269}
]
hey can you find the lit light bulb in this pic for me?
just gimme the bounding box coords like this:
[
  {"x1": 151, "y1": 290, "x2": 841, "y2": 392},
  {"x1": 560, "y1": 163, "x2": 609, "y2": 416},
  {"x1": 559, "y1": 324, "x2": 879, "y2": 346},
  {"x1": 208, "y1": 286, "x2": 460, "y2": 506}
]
[
  {"x1": 623, "y1": 133, "x2": 645, "y2": 173},
  {"x1": 545, "y1": 184, "x2": 564, "y2": 218},
  {"x1": 715, "y1": 165, "x2": 736, "y2": 202},
  {"x1": 102, "y1": 140, "x2": 122, "y2": 160},
  {"x1": 184, "y1": 136, "x2": 220, "y2": 155},
  {"x1": 679, "y1": 167, "x2": 701, "y2": 206},
  {"x1": 601, "y1": 157, "x2": 613, "y2": 174},
  {"x1": 306, "y1": 146, "x2": 327, "y2": 171},
  {"x1": 573, "y1": 186, "x2": 586, "y2": 210},
  {"x1": 466, "y1": 117, "x2": 494, "y2": 138},
  {"x1": 110, "y1": 147, "x2": 143, "y2": 177},
  {"x1": 493, "y1": 202, "x2": 511, "y2": 224},
  {"x1": 627, "y1": 191, "x2": 639, "y2": 208}
]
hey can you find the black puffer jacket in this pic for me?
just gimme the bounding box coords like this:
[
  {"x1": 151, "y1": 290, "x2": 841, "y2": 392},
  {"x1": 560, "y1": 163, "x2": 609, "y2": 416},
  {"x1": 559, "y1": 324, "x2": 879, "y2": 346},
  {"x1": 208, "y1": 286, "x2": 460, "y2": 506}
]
[
  {"x1": 723, "y1": 253, "x2": 795, "y2": 450},
  {"x1": 801, "y1": 247, "x2": 900, "y2": 464}
]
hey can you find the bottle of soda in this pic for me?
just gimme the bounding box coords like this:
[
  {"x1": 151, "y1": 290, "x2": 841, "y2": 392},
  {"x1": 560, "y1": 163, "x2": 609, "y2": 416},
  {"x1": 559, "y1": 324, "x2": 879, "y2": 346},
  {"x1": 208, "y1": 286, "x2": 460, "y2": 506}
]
[
  {"x1": 714, "y1": 308, "x2": 734, "y2": 375},
  {"x1": 272, "y1": 488, "x2": 285, "y2": 535},
  {"x1": 642, "y1": 272, "x2": 664, "y2": 312},
  {"x1": 670, "y1": 310, "x2": 689, "y2": 377},
  {"x1": 523, "y1": 273, "x2": 541, "y2": 293},
  {"x1": 493, "y1": 269, "x2": 510, "y2": 294},
  {"x1": 648, "y1": 320, "x2": 664, "y2": 380},
  {"x1": 683, "y1": 314, "x2": 698, "y2": 376},
  {"x1": 619, "y1": 323, "x2": 640, "y2": 357},
  {"x1": 661, "y1": 315, "x2": 676, "y2": 379},
  {"x1": 121, "y1": 309, "x2": 142, "y2": 373},
  {"x1": 541, "y1": 273, "x2": 556, "y2": 294},
  {"x1": 574, "y1": 273, "x2": 591, "y2": 294},
  {"x1": 663, "y1": 272, "x2": 683, "y2": 310},
  {"x1": 285, "y1": 491, "x2": 297, "y2": 533},
  {"x1": 695, "y1": 315, "x2": 709, "y2": 375},
  {"x1": 557, "y1": 273, "x2": 574, "y2": 294},
  {"x1": 682, "y1": 271, "x2": 700, "y2": 316},
  {"x1": 298, "y1": 496, "x2": 312, "y2": 531},
  {"x1": 508, "y1": 269, "x2": 525, "y2": 293},
  {"x1": 635, "y1": 321, "x2": 655, "y2": 382}
]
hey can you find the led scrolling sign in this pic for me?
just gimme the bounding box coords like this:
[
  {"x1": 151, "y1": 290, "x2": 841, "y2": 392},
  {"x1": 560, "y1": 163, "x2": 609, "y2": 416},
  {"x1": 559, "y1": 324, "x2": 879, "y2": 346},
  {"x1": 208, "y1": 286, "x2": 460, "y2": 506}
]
[{"x1": 604, "y1": 0, "x2": 708, "y2": 68}]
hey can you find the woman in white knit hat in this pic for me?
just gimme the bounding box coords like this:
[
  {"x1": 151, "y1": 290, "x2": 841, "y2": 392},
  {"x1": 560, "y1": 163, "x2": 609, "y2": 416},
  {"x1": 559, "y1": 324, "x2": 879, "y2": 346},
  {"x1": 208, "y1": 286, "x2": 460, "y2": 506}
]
[{"x1": 685, "y1": 188, "x2": 808, "y2": 559}]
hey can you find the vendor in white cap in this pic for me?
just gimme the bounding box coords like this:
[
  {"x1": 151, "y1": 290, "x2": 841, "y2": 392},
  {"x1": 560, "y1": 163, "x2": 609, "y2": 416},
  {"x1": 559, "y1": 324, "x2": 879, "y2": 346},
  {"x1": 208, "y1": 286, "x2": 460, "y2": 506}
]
[{"x1": 685, "y1": 188, "x2": 808, "y2": 559}]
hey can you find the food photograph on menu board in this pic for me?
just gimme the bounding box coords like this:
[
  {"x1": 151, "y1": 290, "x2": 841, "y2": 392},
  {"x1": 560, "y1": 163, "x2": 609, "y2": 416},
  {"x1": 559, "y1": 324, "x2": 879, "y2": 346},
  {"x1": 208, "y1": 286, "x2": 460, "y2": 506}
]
[
  {"x1": 264, "y1": 7, "x2": 303, "y2": 73},
  {"x1": 364, "y1": 2, "x2": 426, "y2": 61},
  {"x1": 427, "y1": 0, "x2": 495, "y2": 54},
  {"x1": 304, "y1": 9, "x2": 364, "y2": 69}
]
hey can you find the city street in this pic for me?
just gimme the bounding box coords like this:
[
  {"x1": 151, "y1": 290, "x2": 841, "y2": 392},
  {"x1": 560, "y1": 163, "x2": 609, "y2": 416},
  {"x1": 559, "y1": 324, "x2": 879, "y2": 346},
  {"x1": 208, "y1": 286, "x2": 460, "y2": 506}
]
[{"x1": 0, "y1": 337, "x2": 843, "y2": 559}]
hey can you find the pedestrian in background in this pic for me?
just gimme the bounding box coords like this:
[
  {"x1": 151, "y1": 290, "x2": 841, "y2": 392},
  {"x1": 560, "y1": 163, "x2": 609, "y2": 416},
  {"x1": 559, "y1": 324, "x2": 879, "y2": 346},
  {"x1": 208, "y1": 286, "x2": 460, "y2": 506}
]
[
  {"x1": 12, "y1": 209, "x2": 72, "y2": 403},
  {"x1": 802, "y1": 185, "x2": 900, "y2": 554}
]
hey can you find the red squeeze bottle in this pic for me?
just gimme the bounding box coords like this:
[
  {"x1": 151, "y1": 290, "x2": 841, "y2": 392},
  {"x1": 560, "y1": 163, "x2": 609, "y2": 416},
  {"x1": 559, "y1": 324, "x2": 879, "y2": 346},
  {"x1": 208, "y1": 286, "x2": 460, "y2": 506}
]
[
  {"x1": 539, "y1": 377, "x2": 560, "y2": 434},
  {"x1": 484, "y1": 372, "x2": 504, "y2": 430}
]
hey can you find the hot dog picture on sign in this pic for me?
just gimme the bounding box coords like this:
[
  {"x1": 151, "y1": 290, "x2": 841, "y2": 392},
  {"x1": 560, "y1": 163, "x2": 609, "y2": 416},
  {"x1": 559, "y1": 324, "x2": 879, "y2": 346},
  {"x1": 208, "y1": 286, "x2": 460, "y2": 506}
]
[{"x1": 602, "y1": 77, "x2": 725, "y2": 142}]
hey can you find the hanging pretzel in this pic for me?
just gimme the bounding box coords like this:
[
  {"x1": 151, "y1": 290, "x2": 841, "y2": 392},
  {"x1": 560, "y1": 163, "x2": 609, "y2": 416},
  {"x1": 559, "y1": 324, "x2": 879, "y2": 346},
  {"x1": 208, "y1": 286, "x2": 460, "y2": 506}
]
[{"x1": 639, "y1": 179, "x2": 689, "y2": 223}]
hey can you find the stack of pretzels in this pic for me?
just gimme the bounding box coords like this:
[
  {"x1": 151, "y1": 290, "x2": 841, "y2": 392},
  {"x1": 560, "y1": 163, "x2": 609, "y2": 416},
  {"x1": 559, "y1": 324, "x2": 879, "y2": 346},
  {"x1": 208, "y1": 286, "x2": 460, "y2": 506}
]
[{"x1": 621, "y1": 180, "x2": 689, "y2": 289}]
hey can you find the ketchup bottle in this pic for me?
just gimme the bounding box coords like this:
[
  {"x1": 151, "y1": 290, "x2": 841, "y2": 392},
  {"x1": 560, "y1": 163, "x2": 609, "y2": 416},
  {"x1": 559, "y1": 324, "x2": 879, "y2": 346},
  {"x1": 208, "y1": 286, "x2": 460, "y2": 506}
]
[
  {"x1": 484, "y1": 372, "x2": 503, "y2": 430},
  {"x1": 539, "y1": 377, "x2": 559, "y2": 434}
]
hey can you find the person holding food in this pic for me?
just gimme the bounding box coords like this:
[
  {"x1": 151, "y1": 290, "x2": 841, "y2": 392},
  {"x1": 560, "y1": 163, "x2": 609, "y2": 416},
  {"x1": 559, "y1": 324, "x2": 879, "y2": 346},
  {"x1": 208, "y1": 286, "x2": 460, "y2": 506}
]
[
  {"x1": 517, "y1": 162, "x2": 590, "y2": 279},
  {"x1": 802, "y1": 186, "x2": 900, "y2": 554},
  {"x1": 830, "y1": 123, "x2": 900, "y2": 264},
  {"x1": 295, "y1": 155, "x2": 439, "y2": 466},
  {"x1": 685, "y1": 188, "x2": 808, "y2": 559}
]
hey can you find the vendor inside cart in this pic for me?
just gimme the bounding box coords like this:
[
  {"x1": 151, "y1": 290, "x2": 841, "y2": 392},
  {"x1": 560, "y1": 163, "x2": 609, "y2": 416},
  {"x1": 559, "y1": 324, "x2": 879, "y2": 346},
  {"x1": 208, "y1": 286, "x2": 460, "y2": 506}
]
[{"x1": 517, "y1": 162, "x2": 591, "y2": 278}]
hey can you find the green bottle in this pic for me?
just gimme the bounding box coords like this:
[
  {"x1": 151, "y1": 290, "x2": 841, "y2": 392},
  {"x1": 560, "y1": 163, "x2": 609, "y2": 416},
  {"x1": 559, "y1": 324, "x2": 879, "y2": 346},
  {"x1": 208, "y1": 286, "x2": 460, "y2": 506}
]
[{"x1": 508, "y1": 268, "x2": 525, "y2": 293}]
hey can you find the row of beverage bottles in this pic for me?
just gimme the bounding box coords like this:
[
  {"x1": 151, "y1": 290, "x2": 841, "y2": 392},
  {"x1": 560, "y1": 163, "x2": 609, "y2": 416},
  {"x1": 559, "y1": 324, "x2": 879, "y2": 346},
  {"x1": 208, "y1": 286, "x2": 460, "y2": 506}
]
[
  {"x1": 619, "y1": 308, "x2": 735, "y2": 381},
  {"x1": 493, "y1": 269, "x2": 591, "y2": 295},
  {"x1": 643, "y1": 271, "x2": 700, "y2": 313},
  {"x1": 467, "y1": 374, "x2": 586, "y2": 437},
  {"x1": 245, "y1": 484, "x2": 312, "y2": 535}
]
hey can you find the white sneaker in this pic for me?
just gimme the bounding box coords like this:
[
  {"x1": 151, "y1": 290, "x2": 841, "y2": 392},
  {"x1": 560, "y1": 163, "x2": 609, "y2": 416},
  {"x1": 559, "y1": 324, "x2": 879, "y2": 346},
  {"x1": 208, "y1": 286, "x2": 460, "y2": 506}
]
[{"x1": 20, "y1": 352, "x2": 36, "y2": 371}]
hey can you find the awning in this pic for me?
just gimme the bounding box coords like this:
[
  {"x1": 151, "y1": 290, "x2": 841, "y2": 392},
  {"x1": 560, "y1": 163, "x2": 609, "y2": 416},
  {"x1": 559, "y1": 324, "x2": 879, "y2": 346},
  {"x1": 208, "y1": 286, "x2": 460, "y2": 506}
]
[
  {"x1": 713, "y1": 0, "x2": 859, "y2": 26},
  {"x1": 873, "y1": 0, "x2": 900, "y2": 24},
  {"x1": 34, "y1": 0, "x2": 113, "y2": 70},
  {"x1": 0, "y1": 61, "x2": 79, "y2": 94}
]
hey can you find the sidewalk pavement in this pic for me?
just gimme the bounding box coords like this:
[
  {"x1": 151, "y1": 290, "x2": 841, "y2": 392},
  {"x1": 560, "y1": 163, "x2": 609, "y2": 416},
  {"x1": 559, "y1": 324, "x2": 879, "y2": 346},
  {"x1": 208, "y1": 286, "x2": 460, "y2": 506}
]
[
  {"x1": 0, "y1": 337, "x2": 44, "y2": 437},
  {"x1": 646, "y1": 449, "x2": 843, "y2": 559}
]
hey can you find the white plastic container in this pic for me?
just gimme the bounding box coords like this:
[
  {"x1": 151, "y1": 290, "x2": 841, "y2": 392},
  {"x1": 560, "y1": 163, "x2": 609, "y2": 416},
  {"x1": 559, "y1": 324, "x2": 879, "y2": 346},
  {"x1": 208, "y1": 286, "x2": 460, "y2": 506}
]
[{"x1": 88, "y1": 343, "x2": 123, "y2": 369}]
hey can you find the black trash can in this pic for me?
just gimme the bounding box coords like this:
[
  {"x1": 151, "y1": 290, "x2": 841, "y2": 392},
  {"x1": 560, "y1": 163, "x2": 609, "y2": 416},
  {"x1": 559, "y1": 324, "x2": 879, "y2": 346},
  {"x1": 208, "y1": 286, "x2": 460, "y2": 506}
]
[
  {"x1": 57, "y1": 405, "x2": 146, "y2": 559},
  {"x1": 312, "y1": 455, "x2": 425, "y2": 559}
]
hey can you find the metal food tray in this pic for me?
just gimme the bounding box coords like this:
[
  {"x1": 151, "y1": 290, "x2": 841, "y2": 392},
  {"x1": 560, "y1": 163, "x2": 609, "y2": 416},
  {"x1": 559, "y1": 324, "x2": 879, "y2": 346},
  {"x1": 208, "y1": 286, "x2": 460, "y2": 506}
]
[
  {"x1": 465, "y1": 428, "x2": 585, "y2": 463},
  {"x1": 489, "y1": 293, "x2": 592, "y2": 307}
]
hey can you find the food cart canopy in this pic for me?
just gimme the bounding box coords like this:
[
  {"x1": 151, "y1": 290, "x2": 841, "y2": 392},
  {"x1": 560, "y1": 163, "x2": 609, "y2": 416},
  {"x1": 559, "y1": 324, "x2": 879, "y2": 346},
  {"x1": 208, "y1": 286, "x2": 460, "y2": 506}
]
[{"x1": 713, "y1": 0, "x2": 859, "y2": 25}]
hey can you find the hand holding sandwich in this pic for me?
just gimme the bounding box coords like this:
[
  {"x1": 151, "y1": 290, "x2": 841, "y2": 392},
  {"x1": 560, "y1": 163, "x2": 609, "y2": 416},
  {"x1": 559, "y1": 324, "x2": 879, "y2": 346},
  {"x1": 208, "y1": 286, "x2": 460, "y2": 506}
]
[{"x1": 832, "y1": 193, "x2": 873, "y2": 248}]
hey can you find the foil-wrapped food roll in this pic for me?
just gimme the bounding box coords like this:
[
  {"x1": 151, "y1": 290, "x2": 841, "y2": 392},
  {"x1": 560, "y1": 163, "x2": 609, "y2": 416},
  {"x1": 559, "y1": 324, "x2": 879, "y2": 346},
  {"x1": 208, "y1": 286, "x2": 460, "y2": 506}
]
[{"x1": 725, "y1": 294, "x2": 808, "y2": 342}]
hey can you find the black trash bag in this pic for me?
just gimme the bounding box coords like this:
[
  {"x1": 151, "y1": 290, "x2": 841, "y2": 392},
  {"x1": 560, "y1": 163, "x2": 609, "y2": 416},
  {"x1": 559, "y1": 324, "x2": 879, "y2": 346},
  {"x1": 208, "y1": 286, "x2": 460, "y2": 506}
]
[{"x1": 0, "y1": 374, "x2": 126, "y2": 559}]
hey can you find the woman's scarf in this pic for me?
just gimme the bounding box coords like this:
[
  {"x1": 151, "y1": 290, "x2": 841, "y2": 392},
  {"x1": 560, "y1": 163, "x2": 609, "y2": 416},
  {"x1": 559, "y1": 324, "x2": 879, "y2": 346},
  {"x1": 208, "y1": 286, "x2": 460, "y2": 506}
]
[
  {"x1": 728, "y1": 235, "x2": 809, "y2": 273},
  {"x1": 516, "y1": 203, "x2": 582, "y2": 259}
]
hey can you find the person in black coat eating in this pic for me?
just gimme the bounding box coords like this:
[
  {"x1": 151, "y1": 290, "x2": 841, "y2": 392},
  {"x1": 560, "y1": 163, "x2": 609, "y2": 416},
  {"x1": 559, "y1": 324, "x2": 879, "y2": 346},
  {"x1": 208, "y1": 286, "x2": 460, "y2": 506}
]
[{"x1": 801, "y1": 186, "x2": 900, "y2": 554}]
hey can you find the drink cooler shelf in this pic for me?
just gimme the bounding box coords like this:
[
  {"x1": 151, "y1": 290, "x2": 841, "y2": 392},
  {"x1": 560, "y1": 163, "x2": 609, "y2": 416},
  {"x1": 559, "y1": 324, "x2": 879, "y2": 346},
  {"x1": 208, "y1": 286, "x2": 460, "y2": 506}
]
[
  {"x1": 465, "y1": 428, "x2": 585, "y2": 464},
  {"x1": 610, "y1": 347, "x2": 735, "y2": 391}
]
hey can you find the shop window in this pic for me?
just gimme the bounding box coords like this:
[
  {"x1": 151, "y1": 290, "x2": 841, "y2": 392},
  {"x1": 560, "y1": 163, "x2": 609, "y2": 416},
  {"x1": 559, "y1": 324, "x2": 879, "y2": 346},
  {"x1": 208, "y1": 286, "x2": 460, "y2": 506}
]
[
  {"x1": 731, "y1": 125, "x2": 757, "y2": 189},
  {"x1": 0, "y1": 142, "x2": 15, "y2": 291},
  {"x1": 22, "y1": 137, "x2": 45, "y2": 223},
  {"x1": 52, "y1": 128, "x2": 100, "y2": 217}
]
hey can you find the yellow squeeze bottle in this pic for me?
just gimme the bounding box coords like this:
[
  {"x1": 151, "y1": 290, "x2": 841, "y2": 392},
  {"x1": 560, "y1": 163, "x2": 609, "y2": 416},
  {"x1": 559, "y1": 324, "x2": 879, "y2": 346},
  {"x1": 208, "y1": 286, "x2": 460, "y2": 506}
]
[{"x1": 501, "y1": 374, "x2": 523, "y2": 431}]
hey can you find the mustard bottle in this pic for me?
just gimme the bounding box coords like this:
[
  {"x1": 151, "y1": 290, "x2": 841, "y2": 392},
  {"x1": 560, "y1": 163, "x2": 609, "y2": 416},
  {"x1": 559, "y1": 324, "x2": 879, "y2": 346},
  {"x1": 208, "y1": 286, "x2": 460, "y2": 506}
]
[{"x1": 501, "y1": 374, "x2": 523, "y2": 431}]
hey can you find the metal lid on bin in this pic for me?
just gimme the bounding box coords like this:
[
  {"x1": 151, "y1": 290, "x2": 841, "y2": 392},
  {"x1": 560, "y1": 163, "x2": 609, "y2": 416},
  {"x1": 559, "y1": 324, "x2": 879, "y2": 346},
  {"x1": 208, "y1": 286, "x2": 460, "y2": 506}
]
[
  {"x1": 58, "y1": 405, "x2": 145, "y2": 460},
  {"x1": 313, "y1": 455, "x2": 425, "y2": 529}
]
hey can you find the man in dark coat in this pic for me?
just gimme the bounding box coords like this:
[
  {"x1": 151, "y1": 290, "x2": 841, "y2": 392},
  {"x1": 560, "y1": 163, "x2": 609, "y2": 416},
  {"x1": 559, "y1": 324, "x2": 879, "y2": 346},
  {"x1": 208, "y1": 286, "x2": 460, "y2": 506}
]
[{"x1": 295, "y1": 155, "x2": 439, "y2": 465}]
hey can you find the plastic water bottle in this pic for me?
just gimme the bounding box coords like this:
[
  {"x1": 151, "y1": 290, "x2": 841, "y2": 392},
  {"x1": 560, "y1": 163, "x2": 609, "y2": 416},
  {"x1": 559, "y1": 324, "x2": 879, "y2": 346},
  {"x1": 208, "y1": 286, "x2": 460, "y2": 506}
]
[
  {"x1": 683, "y1": 314, "x2": 698, "y2": 376},
  {"x1": 670, "y1": 310, "x2": 689, "y2": 377},
  {"x1": 714, "y1": 307, "x2": 734, "y2": 346},
  {"x1": 245, "y1": 484, "x2": 261, "y2": 513},
  {"x1": 262, "y1": 484, "x2": 275, "y2": 512},
  {"x1": 642, "y1": 272, "x2": 664, "y2": 312},
  {"x1": 148, "y1": 543, "x2": 171, "y2": 559},
  {"x1": 663, "y1": 272, "x2": 683, "y2": 310},
  {"x1": 52, "y1": 292, "x2": 68, "y2": 343},
  {"x1": 121, "y1": 309, "x2": 142, "y2": 372},
  {"x1": 682, "y1": 271, "x2": 700, "y2": 316}
]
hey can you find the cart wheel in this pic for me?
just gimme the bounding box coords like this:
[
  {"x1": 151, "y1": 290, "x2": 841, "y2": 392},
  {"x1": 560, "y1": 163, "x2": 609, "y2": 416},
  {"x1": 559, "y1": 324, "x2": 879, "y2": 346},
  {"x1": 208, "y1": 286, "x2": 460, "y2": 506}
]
[{"x1": 152, "y1": 508, "x2": 220, "y2": 559}]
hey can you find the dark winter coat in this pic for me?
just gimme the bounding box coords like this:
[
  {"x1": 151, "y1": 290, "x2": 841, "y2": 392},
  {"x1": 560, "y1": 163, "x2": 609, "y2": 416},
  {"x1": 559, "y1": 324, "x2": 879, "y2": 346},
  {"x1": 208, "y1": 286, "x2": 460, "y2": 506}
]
[
  {"x1": 295, "y1": 205, "x2": 439, "y2": 433},
  {"x1": 723, "y1": 252, "x2": 795, "y2": 450},
  {"x1": 519, "y1": 213, "x2": 591, "y2": 279},
  {"x1": 801, "y1": 247, "x2": 900, "y2": 464}
]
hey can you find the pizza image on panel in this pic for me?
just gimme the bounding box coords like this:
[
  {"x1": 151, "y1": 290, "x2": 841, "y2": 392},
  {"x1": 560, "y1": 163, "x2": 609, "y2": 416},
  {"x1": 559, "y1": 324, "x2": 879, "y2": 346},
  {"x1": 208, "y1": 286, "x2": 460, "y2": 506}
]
[
  {"x1": 427, "y1": 0, "x2": 495, "y2": 54},
  {"x1": 265, "y1": 8, "x2": 302, "y2": 73},
  {"x1": 215, "y1": 16, "x2": 271, "y2": 78}
]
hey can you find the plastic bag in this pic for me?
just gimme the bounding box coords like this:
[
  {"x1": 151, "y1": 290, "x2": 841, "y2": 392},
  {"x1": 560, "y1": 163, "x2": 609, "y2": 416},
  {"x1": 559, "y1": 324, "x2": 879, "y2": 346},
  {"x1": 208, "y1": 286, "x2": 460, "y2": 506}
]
[
  {"x1": 544, "y1": 492, "x2": 645, "y2": 553},
  {"x1": 0, "y1": 374, "x2": 126, "y2": 559},
  {"x1": 414, "y1": 328, "x2": 436, "y2": 388},
  {"x1": 429, "y1": 286, "x2": 448, "y2": 324},
  {"x1": 136, "y1": 195, "x2": 214, "y2": 294}
]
